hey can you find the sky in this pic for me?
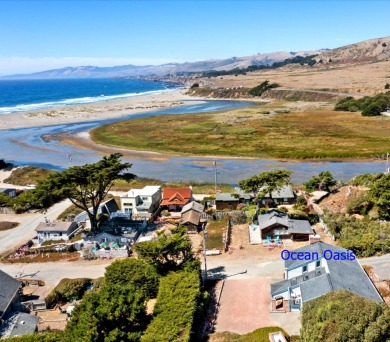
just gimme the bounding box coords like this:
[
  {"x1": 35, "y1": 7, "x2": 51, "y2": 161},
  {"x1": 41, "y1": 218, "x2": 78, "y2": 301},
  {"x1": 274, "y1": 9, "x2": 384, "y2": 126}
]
[{"x1": 0, "y1": 0, "x2": 389, "y2": 76}]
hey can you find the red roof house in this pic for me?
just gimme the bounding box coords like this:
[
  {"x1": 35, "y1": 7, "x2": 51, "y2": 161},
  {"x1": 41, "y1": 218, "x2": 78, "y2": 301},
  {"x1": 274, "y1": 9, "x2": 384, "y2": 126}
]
[{"x1": 160, "y1": 188, "x2": 193, "y2": 212}]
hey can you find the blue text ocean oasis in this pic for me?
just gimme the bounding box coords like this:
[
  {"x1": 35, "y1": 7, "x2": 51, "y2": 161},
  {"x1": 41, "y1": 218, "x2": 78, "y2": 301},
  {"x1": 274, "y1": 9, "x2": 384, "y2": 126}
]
[{"x1": 281, "y1": 249, "x2": 356, "y2": 261}]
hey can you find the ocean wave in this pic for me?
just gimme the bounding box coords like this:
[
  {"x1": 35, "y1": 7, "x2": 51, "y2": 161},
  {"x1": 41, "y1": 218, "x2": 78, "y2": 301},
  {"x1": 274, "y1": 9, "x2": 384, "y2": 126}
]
[{"x1": 0, "y1": 87, "x2": 180, "y2": 114}]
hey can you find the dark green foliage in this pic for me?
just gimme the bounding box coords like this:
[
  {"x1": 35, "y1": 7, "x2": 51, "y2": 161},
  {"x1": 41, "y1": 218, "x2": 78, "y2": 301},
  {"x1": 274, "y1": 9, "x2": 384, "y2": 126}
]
[
  {"x1": 65, "y1": 284, "x2": 148, "y2": 342},
  {"x1": 104, "y1": 258, "x2": 159, "y2": 298},
  {"x1": 348, "y1": 173, "x2": 383, "y2": 186},
  {"x1": 43, "y1": 153, "x2": 133, "y2": 231},
  {"x1": 301, "y1": 290, "x2": 390, "y2": 342},
  {"x1": 46, "y1": 278, "x2": 92, "y2": 308},
  {"x1": 0, "y1": 159, "x2": 11, "y2": 170},
  {"x1": 134, "y1": 226, "x2": 195, "y2": 275},
  {"x1": 238, "y1": 170, "x2": 292, "y2": 199},
  {"x1": 304, "y1": 171, "x2": 336, "y2": 192},
  {"x1": 369, "y1": 173, "x2": 390, "y2": 219},
  {"x1": 346, "y1": 192, "x2": 373, "y2": 215},
  {"x1": 3, "y1": 331, "x2": 64, "y2": 341},
  {"x1": 0, "y1": 192, "x2": 13, "y2": 207},
  {"x1": 248, "y1": 80, "x2": 280, "y2": 96},
  {"x1": 201, "y1": 54, "x2": 318, "y2": 77},
  {"x1": 3, "y1": 166, "x2": 54, "y2": 185},
  {"x1": 141, "y1": 271, "x2": 201, "y2": 342},
  {"x1": 334, "y1": 91, "x2": 390, "y2": 116},
  {"x1": 322, "y1": 212, "x2": 390, "y2": 256},
  {"x1": 385, "y1": 83, "x2": 390, "y2": 89}
]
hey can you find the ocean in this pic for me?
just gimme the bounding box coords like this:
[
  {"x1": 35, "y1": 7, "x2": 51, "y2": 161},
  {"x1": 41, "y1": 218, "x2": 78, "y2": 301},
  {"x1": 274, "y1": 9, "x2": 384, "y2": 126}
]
[{"x1": 0, "y1": 78, "x2": 177, "y2": 114}]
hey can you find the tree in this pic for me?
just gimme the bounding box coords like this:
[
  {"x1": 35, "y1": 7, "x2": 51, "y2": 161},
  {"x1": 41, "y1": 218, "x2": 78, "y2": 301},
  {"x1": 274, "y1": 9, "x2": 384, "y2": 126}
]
[
  {"x1": 104, "y1": 259, "x2": 159, "y2": 298},
  {"x1": 301, "y1": 290, "x2": 390, "y2": 342},
  {"x1": 304, "y1": 171, "x2": 336, "y2": 192},
  {"x1": 248, "y1": 80, "x2": 280, "y2": 97},
  {"x1": 65, "y1": 284, "x2": 148, "y2": 342},
  {"x1": 134, "y1": 226, "x2": 195, "y2": 275},
  {"x1": 370, "y1": 173, "x2": 390, "y2": 219},
  {"x1": 238, "y1": 170, "x2": 292, "y2": 199},
  {"x1": 362, "y1": 103, "x2": 383, "y2": 116},
  {"x1": 44, "y1": 153, "x2": 133, "y2": 232}
]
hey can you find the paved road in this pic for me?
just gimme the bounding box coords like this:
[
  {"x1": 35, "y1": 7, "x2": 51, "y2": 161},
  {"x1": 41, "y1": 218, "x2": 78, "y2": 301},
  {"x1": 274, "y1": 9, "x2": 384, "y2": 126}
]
[
  {"x1": 360, "y1": 254, "x2": 390, "y2": 281},
  {"x1": 0, "y1": 199, "x2": 72, "y2": 253}
]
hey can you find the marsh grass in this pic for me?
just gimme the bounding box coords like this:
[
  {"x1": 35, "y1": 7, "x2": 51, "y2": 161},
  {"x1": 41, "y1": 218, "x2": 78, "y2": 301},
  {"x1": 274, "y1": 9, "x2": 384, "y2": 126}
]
[{"x1": 91, "y1": 107, "x2": 390, "y2": 159}]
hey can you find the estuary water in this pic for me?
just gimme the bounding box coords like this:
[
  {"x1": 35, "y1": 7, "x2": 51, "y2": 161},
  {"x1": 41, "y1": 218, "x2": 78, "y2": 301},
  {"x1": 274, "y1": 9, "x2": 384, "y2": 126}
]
[{"x1": 0, "y1": 100, "x2": 386, "y2": 184}]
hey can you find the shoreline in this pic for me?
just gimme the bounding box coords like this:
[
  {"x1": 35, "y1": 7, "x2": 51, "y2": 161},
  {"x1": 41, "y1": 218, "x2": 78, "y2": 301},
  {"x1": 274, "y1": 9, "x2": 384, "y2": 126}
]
[{"x1": 0, "y1": 89, "x2": 206, "y2": 131}]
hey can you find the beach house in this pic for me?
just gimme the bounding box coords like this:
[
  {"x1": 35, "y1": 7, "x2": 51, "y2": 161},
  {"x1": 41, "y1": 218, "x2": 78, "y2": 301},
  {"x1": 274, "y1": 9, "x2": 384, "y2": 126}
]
[
  {"x1": 258, "y1": 184, "x2": 296, "y2": 207},
  {"x1": 34, "y1": 221, "x2": 78, "y2": 243},
  {"x1": 160, "y1": 187, "x2": 193, "y2": 212},
  {"x1": 270, "y1": 242, "x2": 383, "y2": 312},
  {"x1": 120, "y1": 186, "x2": 162, "y2": 219}
]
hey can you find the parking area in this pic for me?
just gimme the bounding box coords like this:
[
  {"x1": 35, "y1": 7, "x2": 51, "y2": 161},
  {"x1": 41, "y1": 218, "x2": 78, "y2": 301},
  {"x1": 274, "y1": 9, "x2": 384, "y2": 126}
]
[{"x1": 215, "y1": 278, "x2": 274, "y2": 334}]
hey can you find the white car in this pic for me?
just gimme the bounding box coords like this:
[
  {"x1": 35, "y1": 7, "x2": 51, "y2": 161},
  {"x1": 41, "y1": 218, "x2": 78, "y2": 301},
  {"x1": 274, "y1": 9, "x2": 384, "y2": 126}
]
[{"x1": 24, "y1": 184, "x2": 36, "y2": 190}]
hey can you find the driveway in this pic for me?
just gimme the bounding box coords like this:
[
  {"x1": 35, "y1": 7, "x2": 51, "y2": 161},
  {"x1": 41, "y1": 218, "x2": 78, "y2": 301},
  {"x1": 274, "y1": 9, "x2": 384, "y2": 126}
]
[
  {"x1": 360, "y1": 254, "x2": 390, "y2": 281},
  {"x1": 215, "y1": 278, "x2": 274, "y2": 334}
]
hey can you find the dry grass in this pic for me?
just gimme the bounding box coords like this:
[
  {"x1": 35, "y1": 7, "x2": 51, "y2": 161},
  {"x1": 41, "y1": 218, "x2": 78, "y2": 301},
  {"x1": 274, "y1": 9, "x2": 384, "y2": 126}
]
[
  {"x1": 206, "y1": 218, "x2": 229, "y2": 250},
  {"x1": 0, "y1": 221, "x2": 19, "y2": 231},
  {"x1": 91, "y1": 106, "x2": 390, "y2": 159},
  {"x1": 4, "y1": 252, "x2": 80, "y2": 263}
]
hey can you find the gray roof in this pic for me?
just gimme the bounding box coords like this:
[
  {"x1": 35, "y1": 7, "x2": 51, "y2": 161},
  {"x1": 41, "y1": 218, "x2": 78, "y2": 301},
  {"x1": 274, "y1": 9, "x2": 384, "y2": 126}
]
[
  {"x1": 271, "y1": 267, "x2": 327, "y2": 295},
  {"x1": 181, "y1": 201, "x2": 204, "y2": 214},
  {"x1": 181, "y1": 210, "x2": 201, "y2": 226},
  {"x1": 234, "y1": 187, "x2": 255, "y2": 200},
  {"x1": 0, "y1": 312, "x2": 39, "y2": 337},
  {"x1": 285, "y1": 242, "x2": 383, "y2": 303},
  {"x1": 35, "y1": 221, "x2": 78, "y2": 233},
  {"x1": 257, "y1": 210, "x2": 313, "y2": 235},
  {"x1": 216, "y1": 193, "x2": 239, "y2": 202},
  {"x1": 0, "y1": 270, "x2": 21, "y2": 319},
  {"x1": 260, "y1": 185, "x2": 295, "y2": 199}
]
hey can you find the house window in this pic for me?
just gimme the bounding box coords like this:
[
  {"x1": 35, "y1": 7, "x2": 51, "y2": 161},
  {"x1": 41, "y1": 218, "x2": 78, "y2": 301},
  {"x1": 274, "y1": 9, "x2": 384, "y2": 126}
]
[
  {"x1": 302, "y1": 265, "x2": 307, "y2": 273},
  {"x1": 59, "y1": 233, "x2": 62, "y2": 236},
  {"x1": 303, "y1": 274, "x2": 309, "y2": 281},
  {"x1": 142, "y1": 197, "x2": 148, "y2": 201},
  {"x1": 316, "y1": 260, "x2": 321, "y2": 268},
  {"x1": 284, "y1": 198, "x2": 288, "y2": 202}
]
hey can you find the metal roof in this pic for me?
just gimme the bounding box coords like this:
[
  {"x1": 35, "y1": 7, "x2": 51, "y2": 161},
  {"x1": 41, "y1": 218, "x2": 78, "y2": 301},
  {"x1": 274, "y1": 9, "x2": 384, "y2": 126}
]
[
  {"x1": 35, "y1": 221, "x2": 77, "y2": 232},
  {"x1": 259, "y1": 185, "x2": 295, "y2": 199},
  {"x1": 181, "y1": 201, "x2": 204, "y2": 214},
  {"x1": 216, "y1": 193, "x2": 239, "y2": 202}
]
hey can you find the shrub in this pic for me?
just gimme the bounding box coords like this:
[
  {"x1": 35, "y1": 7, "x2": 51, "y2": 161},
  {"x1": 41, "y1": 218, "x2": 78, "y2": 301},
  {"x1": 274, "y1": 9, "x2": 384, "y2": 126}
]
[
  {"x1": 46, "y1": 278, "x2": 92, "y2": 307},
  {"x1": 385, "y1": 83, "x2": 390, "y2": 89},
  {"x1": 248, "y1": 80, "x2": 280, "y2": 97},
  {"x1": 141, "y1": 271, "x2": 201, "y2": 342}
]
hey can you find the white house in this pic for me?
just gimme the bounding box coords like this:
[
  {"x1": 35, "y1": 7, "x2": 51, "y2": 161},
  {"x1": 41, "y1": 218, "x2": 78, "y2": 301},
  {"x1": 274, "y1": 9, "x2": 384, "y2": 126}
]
[
  {"x1": 34, "y1": 221, "x2": 78, "y2": 243},
  {"x1": 120, "y1": 186, "x2": 162, "y2": 219},
  {"x1": 270, "y1": 242, "x2": 383, "y2": 312}
]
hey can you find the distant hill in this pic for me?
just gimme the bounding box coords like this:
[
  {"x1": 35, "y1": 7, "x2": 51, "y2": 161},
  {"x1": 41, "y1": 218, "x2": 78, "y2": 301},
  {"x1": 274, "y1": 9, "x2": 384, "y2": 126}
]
[
  {"x1": 2, "y1": 50, "x2": 323, "y2": 79},
  {"x1": 315, "y1": 36, "x2": 390, "y2": 64},
  {"x1": 3, "y1": 35, "x2": 390, "y2": 79}
]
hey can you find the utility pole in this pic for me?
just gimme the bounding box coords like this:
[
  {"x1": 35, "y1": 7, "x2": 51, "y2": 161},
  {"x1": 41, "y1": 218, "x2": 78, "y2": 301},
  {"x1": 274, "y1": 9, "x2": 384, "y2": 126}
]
[
  {"x1": 387, "y1": 153, "x2": 389, "y2": 174},
  {"x1": 213, "y1": 159, "x2": 217, "y2": 193},
  {"x1": 202, "y1": 223, "x2": 208, "y2": 286}
]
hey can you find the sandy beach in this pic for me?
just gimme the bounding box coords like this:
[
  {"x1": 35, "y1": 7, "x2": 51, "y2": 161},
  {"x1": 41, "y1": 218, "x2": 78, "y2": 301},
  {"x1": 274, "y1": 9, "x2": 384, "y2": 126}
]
[{"x1": 0, "y1": 89, "x2": 204, "y2": 131}]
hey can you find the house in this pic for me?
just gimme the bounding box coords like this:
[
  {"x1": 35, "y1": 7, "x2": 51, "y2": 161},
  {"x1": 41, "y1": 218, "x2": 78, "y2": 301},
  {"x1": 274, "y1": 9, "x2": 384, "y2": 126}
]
[
  {"x1": 34, "y1": 221, "x2": 78, "y2": 243},
  {"x1": 215, "y1": 193, "x2": 239, "y2": 210},
  {"x1": 160, "y1": 188, "x2": 193, "y2": 212},
  {"x1": 120, "y1": 186, "x2": 162, "y2": 219},
  {"x1": 234, "y1": 187, "x2": 255, "y2": 204},
  {"x1": 0, "y1": 270, "x2": 21, "y2": 322},
  {"x1": 0, "y1": 312, "x2": 39, "y2": 338},
  {"x1": 181, "y1": 201, "x2": 204, "y2": 215},
  {"x1": 258, "y1": 184, "x2": 296, "y2": 207},
  {"x1": 75, "y1": 198, "x2": 119, "y2": 226},
  {"x1": 181, "y1": 210, "x2": 201, "y2": 233},
  {"x1": 270, "y1": 242, "x2": 383, "y2": 312},
  {"x1": 250, "y1": 209, "x2": 313, "y2": 243},
  {"x1": 0, "y1": 188, "x2": 17, "y2": 198}
]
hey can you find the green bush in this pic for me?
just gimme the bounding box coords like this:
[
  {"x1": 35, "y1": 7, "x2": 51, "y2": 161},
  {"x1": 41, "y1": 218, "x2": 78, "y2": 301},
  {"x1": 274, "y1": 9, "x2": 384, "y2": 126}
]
[
  {"x1": 248, "y1": 80, "x2": 280, "y2": 97},
  {"x1": 46, "y1": 278, "x2": 92, "y2": 307},
  {"x1": 3, "y1": 331, "x2": 64, "y2": 341},
  {"x1": 301, "y1": 290, "x2": 390, "y2": 342},
  {"x1": 141, "y1": 271, "x2": 201, "y2": 342},
  {"x1": 335, "y1": 92, "x2": 390, "y2": 116}
]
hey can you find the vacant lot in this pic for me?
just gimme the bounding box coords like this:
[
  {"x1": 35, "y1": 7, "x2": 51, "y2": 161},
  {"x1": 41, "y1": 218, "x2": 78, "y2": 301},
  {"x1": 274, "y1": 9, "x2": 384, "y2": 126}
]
[{"x1": 91, "y1": 106, "x2": 390, "y2": 159}]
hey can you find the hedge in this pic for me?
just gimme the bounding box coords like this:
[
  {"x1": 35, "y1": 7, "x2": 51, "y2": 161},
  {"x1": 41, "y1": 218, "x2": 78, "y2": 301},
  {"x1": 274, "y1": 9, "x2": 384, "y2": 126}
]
[
  {"x1": 46, "y1": 278, "x2": 92, "y2": 308},
  {"x1": 141, "y1": 271, "x2": 201, "y2": 342}
]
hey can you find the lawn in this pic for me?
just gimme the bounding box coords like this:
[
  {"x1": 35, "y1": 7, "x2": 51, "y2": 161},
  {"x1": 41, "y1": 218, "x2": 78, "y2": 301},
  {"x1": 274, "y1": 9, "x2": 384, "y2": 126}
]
[
  {"x1": 206, "y1": 218, "x2": 229, "y2": 250},
  {"x1": 90, "y1": 106, "x2": 390, "y2": 159}
]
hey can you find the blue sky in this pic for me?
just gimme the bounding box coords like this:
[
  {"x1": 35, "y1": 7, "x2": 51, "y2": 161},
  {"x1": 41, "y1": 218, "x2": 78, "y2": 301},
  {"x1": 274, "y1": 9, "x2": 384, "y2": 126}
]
[{"x1": 0, "y1": 0, "x2": 389, "y2": 75}]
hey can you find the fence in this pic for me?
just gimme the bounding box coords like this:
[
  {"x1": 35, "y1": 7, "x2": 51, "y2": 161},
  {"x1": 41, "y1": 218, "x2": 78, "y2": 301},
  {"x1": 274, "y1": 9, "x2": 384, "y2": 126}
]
[
  {"x1": 0, "y1": 207, "x2": 15, "y2": 214},
  {"x1": 200, "y1": 210, "x2": 243, "y2": 220}
]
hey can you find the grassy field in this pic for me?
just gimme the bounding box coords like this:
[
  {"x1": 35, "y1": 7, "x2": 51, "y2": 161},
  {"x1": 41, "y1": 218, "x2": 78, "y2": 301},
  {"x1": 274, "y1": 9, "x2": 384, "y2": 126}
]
[
  {"x1": 91, "y1": 106, "x2": 390, "y2": 159},
  {"x1": 4, "y1": 166, "x2": 55, "y2": 185},
  {"x1": 206, "y1": 218, "x2": 229, "y2": 250}
]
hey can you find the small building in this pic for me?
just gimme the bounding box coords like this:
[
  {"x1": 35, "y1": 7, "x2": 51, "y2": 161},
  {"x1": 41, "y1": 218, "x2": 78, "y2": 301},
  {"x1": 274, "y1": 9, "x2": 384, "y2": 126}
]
[
  {"x1": 0, "y1": 312, "x2": 39, "y2": 338},
  {"x1": 181, "y1": 201, "x2": 204, "y2": 215},
  {"x1": 251, "y1": 209, "x2": 313, "y2": 243},
  {"x1": 258, "y1": 185, "x2": 296, "y2": 207},
  {"x1": 160, "y1": 188, "x2": 193, "y2": 212},
  {"x1": 270, "y1": 242, "x2": 383, "y2": 312},
  {"x1": 181, "y1": 210, "x2": 201, "y2": 233},
  {"x1": 75, "y1": 198, "x2": 119, "y2": 226},
  {"x1": 215, "y1": 193, "x2": 239, "y2": 210},
  {"x1": 120, "y1": 186, "x2": 162, "y2": 219},
  {"x1": 0, "y1": 188, "x2": 17, "y2": 198},
  {"x1": 34, "y1": 221, "x2": 78, "y2": 243},
  {"x1": 0, "y1": 270, "x2": 21, "y2": 322}
]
